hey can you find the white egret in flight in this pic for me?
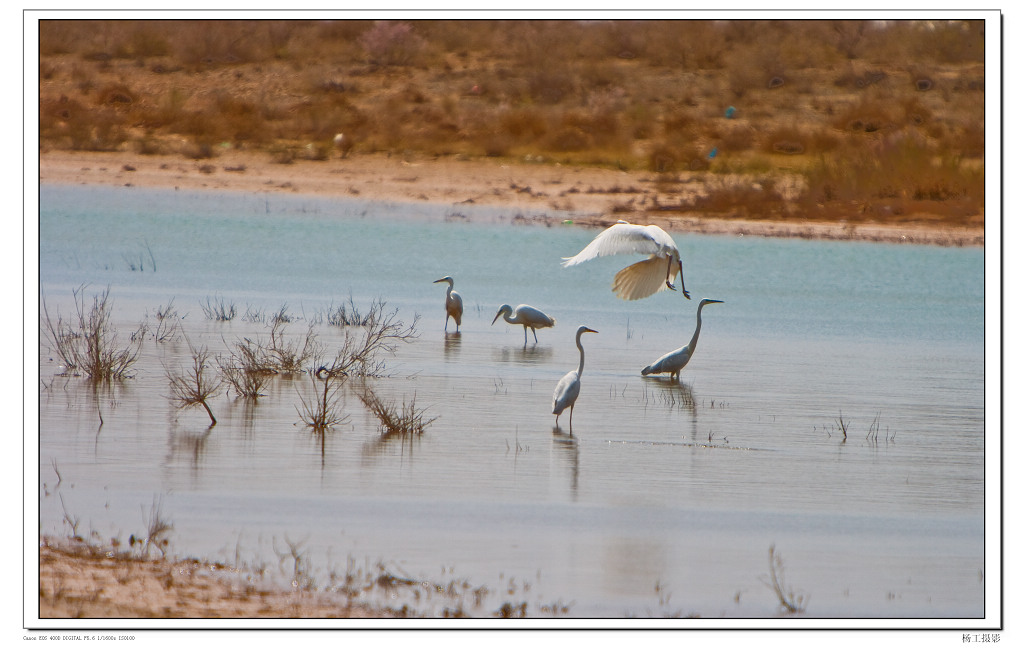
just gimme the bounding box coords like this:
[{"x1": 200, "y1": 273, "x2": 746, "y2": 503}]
[
  {"x1": 561, "y1": 220, "x2": 689, "y2": 301},
  {"x1": 433, "y1": 276, "x2": 463, "y2": 333},
  {"x1": 552, "y1": 325, "x2": 598, "y2": 434},
  {"x1": 492, "y1": 304, "x2": 556, "y2": 345},
  {"x1": 641, "y1": 298, "x2": 723, "y2": 380}
]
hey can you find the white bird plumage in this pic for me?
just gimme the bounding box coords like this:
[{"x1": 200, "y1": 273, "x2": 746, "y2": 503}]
[
  {"x1": 492, "y1": 304, "x2": 556, "y2": 345},
  {"x1": 561, "y1": 220, "x2": 690, "y2": 301},
  {"x1": 333, "y1": 132, "x2": 352, "y2": 158},
  {"x1": 552, "y1": 325, "x2": 598, "y2": 434},
  {"x1": 433, "y1": 276, "x2": 463, "y2": 333},
  {"x1": 641, "y1": 298, "x2": 723, "y2": 380}
]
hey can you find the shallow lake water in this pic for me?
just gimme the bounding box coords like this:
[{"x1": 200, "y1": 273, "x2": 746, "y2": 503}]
[{"x1": 35, "y1": 184, "x2": 988, "y2": 621}]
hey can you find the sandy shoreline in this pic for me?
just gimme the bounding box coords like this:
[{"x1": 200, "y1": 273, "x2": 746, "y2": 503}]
[
  {"x1": 37, "y1": 538, "x2": 395, "y2": 620},
  {"x1": 38, "y1": 150, "x2": 983, "y2": 247}
]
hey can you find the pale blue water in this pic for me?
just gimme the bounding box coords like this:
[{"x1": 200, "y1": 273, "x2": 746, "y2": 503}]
[{"x1": 35, "y1": 184, "x2": 987, "y2": 620}]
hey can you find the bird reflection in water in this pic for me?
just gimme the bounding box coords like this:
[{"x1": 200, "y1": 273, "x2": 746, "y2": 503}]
[
  {"x1": 495, "y1": 344, "x2": 553, "y2": 364},
  {"x1": 443, "y1": 331, "x2": 462, "y2": 359},
  {"x1": 641, "y1": 377, "x2": 699, "y2": 442},
  {"x1": 641, "y1": 377, "x2": 696, "y2": 412},
  {"x1": 551, "y1": 427, "x2": 579, "y2": 496}
]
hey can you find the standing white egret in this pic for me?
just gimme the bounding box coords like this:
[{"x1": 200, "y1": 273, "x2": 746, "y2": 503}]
[
  {"x1": 552, "y1": 325, "x2": 598, "y2": 434},
  {"x1": 561, "y1": 220, "x2": 690, "y2": 301},
  {"x1": 492, "y1": 304, "x2": 556, "y2": 345},
  {"x1": 641, "y1": 298, "x2": 723, "y2": 380},
  {"x1": 433, "y1": 276, "x2": 463, "y2": 333}
]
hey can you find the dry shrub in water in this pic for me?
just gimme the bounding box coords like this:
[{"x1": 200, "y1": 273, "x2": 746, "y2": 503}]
[
  {"x1": 218, "y1": 344, "x2": 275, "y2": 399},
  {"x1": 358, "y1": 386, "x2": 438, "y2": 437},
  {"x1": 267, "y1": 320, "x2": 320, "y2": 374},
  {"x1": 218, "y1": 334, "x2": 272, "y2": 395},
  {"x1": 297, "y1": 299, "x2": 419, "y2": 432},
  {"x1": 761, "y1": 544, "x2": 807, "y2": 614},
  {"x1": 167, "y1": 339, "x2": 222, "y2": 426},
  {"x1": 297, "y1": 364, "x2": 349, "y2": 433},
  {"x1": 42, "y1": 285, "x2": 146, "y2": 381},
  {"x1": 139, "y1": 497, "x2": 173, "y2": 559},
  {"x1": 324, "y1": 295, "x2": 373, "y2": 327},
  {"x1": 201, "y1": 296, "x2": 237, "y2": 321},
  {"x1": 329, "y1": 298, "x2": 420, "y2": 379},
  {"x1": 218, "y1": 320, "x2": 318, "y2": 398},
  {"x1": 151, "y1": 299, "x2": 181, "y2": 343}
]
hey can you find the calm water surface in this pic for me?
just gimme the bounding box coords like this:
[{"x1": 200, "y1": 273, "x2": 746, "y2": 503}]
[{"x1": 36, "y1": 185, "x2": 986, "y2": 619}]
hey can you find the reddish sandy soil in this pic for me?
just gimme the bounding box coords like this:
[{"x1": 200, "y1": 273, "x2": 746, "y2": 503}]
[{"x1": 37, "y1": 539, "x2": 395, "y2": 619}]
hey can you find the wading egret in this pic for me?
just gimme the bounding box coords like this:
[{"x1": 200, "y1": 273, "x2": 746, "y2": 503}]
[
  {"x1": 641, "y1": 299, "x2": 723, "y2": 380},
  {"x1": 552, "y1": 326, "x2": 598, "y2": 434},
  {"x1": 561, "y1": 220, "x2": 690, "y2": 301},
  {"x1": 492, "y1": 304, "x2": 556, "y2": 345},
  {"x1": 433, "y1": 276, "x2": 463, "y2": 333}
]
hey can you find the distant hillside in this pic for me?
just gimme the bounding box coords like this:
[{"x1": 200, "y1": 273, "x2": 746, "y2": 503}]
[{"x1": 38, "y1": 19, "x2": 985, "y2": 227}]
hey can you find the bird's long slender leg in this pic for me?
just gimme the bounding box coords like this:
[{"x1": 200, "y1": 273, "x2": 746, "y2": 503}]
[
  {"x1": 677, "y1": 259, "x2": 690, "y2": 299},
  {"x1": 568, "y1": 404, "x2": 574, "y2": 435},
  {"x1": 664, "y1": 256, "x2": 677, "y2": 292},
  {"x1": 523, "y1": 326, "x2": 529, "y2": 346},
  {"x1": 532, "y1": 327, "x2": 539, "y2": 344}
]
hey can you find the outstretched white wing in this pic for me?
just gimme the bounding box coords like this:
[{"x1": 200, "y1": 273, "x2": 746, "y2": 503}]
[
  {"x1": 561, "y1": 221, "x2": 677, "y2": 267},
  {"x1": 561, "y1": 220, "x2": 679, "y2": 266},
  {"x1": 612, "y1": 257, "x2": 678, "y2": 300}
]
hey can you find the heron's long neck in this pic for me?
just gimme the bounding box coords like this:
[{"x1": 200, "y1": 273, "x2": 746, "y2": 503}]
[
  {"x1": 688, "y1": 305, "x2": 705, "y2": 351},
  {"x1": 576, "y1": 333, "x2": 586, "y2": 376},
  {"x1": 446, "y1": 284, "x2": 454, "y2": 299}
]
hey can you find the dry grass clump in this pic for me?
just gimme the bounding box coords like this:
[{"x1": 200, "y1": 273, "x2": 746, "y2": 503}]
[
  {"x1": 358, "y1": 387, "x2": 438, "y2": 438},
  {"x1": 200, "y1": 296, "x2": 237, "y2": 321},
  {"x1": 217, "y1": 319, "x2": 319, "y2": 398},
  {"x1": 217, "y1": 342, "x2": 276, "y2": 400},
  {"x1": 800, "y1": 130, "x2": 984, "y2": 220},
  {"x1": 323, "y1": 295, "x2": 373, "y2": 327}
]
